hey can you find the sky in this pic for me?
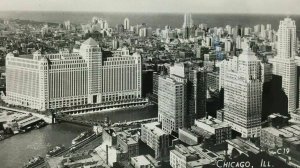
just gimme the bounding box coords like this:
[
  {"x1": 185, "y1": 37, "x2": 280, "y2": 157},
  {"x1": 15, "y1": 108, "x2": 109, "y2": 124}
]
[{"x1": 0, "y1": 0, "x2": 300, "y2": 14}]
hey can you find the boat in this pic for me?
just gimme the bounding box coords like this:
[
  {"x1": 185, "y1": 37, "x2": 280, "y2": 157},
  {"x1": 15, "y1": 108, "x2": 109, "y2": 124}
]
[
  {"x1": 23, "y1": 156, "x2": 44, "y2": 168},
  {"x1": 46, "y1": 145, "x2": 66, "y2": 157},
  {"x1": 71, "y1": 131, "x2": 95, "y2": 145}
]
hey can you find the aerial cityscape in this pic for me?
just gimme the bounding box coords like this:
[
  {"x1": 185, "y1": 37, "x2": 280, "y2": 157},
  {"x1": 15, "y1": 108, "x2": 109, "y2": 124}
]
[{"x1": 0, "y1": 0, "x2": 300, "y2": 168}]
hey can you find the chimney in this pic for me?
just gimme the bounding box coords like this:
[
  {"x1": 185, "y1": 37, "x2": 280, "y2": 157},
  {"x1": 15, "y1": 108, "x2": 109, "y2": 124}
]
[{"x1": 106, "y1": 145, "x2": 108, "y2": 164}]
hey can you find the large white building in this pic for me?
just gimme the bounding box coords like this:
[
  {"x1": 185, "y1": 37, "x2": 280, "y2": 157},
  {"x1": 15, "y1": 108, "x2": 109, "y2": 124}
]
[
  {"x1": 220, "y1": 44, "x2": 262, "y2": 138},
  {"x1": 270, "y1": 17, "x2": 297, "y2": 117},
  {"x1": 4, "y1": 38, "x2": 142, "y2": 111}
]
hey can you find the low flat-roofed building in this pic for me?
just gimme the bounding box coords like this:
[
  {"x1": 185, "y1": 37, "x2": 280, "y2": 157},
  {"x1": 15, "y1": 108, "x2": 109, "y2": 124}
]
[
  {"x1": 261, "y1": 124, "x2": 300, "y2": 161},
  {"x1": 116, "y1": 130, "x2": 139, "y2": 158},
  {"x1": 141, "y1": 122, "x2": 169, "y2": 160},
  {"x1": 46, "y1": 150, "x2": 108, "y2": 168},
  {"x1": 194, "y1": 116, "x2": 231, "y2": 144},
  {"x1": 187, "y1": 159, "x2": 211, "y2": 168},
  {"x1": 131, "y1": 155, "x2": 161, "y2": 168},
  {"x1": 267, "y1": 113, "x2": 289, "y2": 128},
  {"x1": 178, "y1": 128, "x2": 201, "y2": 145},
  {"x1": 170, "y1": 144, "x2": 219, "y2": 168},
  {"x1": 261, "y1": 125, "x2": 300, "y2": 149}
]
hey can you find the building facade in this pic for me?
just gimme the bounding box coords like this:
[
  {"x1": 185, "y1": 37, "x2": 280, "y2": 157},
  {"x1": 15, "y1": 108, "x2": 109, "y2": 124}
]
[
  {"x1": 158, "y1": 75, "x2": 186, "y2": 134},
  {"x1": 158, "y1": 63, "x2": 207, "y2": 134},
  {"x1": 194, "y1": 116, "x2": 231, "y2": 145},
  {"x1": 220, "y1": 45, "x2": 262, "y2": 138},
  {"x1": 141, "y1": 122, "x2": 169, "y2": 160},
  {"x1": 4, "y1": 38, "x2": 142, "y2": 110},
  {"x1": 124, "y1": 18, "x2": 130, "y2": 30},
  {"x1": 270, "y1": 17, "x2": 298, "y2": 118}
]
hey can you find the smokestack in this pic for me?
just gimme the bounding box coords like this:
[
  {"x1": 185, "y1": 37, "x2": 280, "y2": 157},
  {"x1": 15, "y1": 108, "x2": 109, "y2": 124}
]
[{"x1": 106, "y1": 145, "x2": 108, "y2": 164}]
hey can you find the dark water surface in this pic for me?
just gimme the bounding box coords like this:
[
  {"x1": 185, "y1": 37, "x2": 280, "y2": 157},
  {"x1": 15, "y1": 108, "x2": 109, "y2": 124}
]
[
  {"x1": 0, "y1": 105, "x2": 157, "y2": 168},
  {"x1": 0, "y1": 123, "x2": 90, "y2": 168}
]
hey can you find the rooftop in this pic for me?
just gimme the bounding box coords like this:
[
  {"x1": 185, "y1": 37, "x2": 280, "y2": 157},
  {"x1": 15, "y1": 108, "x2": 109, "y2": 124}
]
[
  {"x1": 82, "y1": 37, "x2": 98, "y2": 46},
  {"x1": 238, "y1": 46, "x2": 259, "y2": 62},
  {"x1": 117, "y1": 131, "x2": 138, "y2": 145},
  {"x1": 195, "y1": 116, "x2": 230, "y2": 130},
  {"x1": 262, "y1": 127, "x2": 291, "y2": 138},
  {"x1": 131, "y1": 155, "x2": 151, "y2": 165},
  {"x1": 142, "y1": 122, "x2": 166, "y2": 136}
]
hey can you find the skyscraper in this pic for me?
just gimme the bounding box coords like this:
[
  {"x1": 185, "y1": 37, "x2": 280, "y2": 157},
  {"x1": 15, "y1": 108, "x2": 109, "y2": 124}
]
[
  {"x1": 158, "y1": 63, "x2": 207, "y2": 133},
  {"x1": 158, "y1": 75, "x2": 186, "y2": 134},
  {"x1": 221, "y1": 44, "x2": 262, "y2": 138},
  {"x1": 270, "y1": 17, "x2": 297, "y2": 116},
  {"x1": 182, "y1": 13, "x2": 194, "y2": 39},
  {"x1": 124, "y1": 18, "x2": 130, "y2": 30},
  {"x1": 182, "y1": 13, "x2": 193, "y2": 28}
]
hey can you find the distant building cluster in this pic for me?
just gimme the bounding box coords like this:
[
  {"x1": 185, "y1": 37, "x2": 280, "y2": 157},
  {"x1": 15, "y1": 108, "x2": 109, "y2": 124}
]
[{"x1": 2, "y1": 13, "x2": 300, "y2": 168}]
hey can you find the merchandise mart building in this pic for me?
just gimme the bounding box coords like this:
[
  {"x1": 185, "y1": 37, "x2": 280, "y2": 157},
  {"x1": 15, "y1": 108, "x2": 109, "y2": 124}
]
[{"x1": 3, "y1": 38, "x2": 142, "y2": 111}]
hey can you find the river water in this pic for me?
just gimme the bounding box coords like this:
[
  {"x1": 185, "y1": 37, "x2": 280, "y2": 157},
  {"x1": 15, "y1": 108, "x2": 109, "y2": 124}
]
[{"x1": 0, "y1": 105, "x2": 157, "y2": 168}]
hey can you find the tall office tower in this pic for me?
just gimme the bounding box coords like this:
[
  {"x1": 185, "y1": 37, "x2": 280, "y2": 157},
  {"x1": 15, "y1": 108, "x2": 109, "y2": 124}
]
[
  {"x1": 233, "y1": 25, "x2": 242, "y2": 38},
  {"x1": 225, "y1": 39, "x2": 232, "y2": 52},
  {"x1": 235, "y1": 36, "x2": 242, "y2": 49},
  {"x1": 199, "y1": 23, "x2": 207, "y2": 30},
  {"x1": 266, "y1": 24, "x2": 272, "y2": 31},
  {"x1": 183, "y1": 13, "x2": 193, "y2": 28},
  {"x1": 183, "y1": 27, "x2": 190, "y2": 39},
  {"x1": 261, "y1": 30, "x2": 267, "y2": 39},
  {"x1": 4, "y1": 38, "x2": 142, "y2": 110},
  {"x1": 139, "y1": 27, "x2": 147, "y2": 37},
  {"x1": 158, "y1": 75, "x2": 186, "y2": 134},
  {"x1": 187, "y1": 68, "x2": 207, "y2": 120},
  {"x1": 158, "y1": 63, "x2": 207, "y2": 133},
  {"x1": 225, "y1": 25, "x2": 232, "y2": 34},
  {"x1": 64, "y1": 20, "x2": 71, "y2": 30},
  {"x1": 267, "y1": 30, "x2": 274, "y2": 42},
  {"x1": 220, "y1": 44, "x2": 262, "y2": 138},
  {"x1": 112, "y1": 38, "x2": 119, "y2": 50},
  {"x1": 270, "y1": 17, "x2": 297, "y2": 116},
  {"x1": 244, "y1": 27, "x2": 251, "y2": 36},
  {"x1": 261, "y1": 24, "x2": 266, "y2": 32},
  {"x1": 80, "y1": 38, "x2": 103, "y2": 104},
  {"x1": 103, "y1": 20, "x2": 109, "y2": 29},
  {"x1": 254, "y1": 24, "x2": 261, "y2": 33},
  {"x1": 182, "y1": 13, "x2": 193, "y2": 39},
  {"x1": 124, "y1": 18, "x2": 130, "y2": 30},
  {"x1": 146, "y1": 27, "x2": 152, "y2": 37}
]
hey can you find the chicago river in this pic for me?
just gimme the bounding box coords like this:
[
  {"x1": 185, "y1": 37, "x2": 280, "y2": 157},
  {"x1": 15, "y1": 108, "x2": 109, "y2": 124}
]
[{"x1": 0, "y1": 105, "x2": 157, "y2": 168}]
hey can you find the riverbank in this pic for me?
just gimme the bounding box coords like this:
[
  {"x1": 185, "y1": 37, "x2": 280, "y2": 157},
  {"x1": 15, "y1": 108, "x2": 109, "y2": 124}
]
[
  {"x1": 0, "y1": 122, "x2": 91, "y2": 168},
  {"x1": 0, "y1": 110, "x2": 49, "y2": 142}
]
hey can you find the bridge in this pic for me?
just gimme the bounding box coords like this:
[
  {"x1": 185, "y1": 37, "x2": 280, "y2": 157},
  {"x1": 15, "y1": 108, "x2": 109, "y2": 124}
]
[
  {"x1": 56, "y1": 98, "x2": 148, "y2": 115},
  {"x1": 0, "y1": 105, "x2": 52, "y2": 123},
  {"x1": 55, "y1": 114, "x2": 158, "y2": 128}
]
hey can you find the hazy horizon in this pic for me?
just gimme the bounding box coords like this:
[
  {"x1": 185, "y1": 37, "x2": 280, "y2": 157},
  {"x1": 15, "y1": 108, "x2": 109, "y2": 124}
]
[{"x1": 0, "y1": 0, "x2": 300, "y2": 15}]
